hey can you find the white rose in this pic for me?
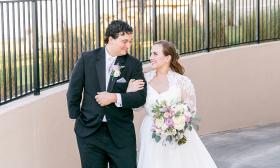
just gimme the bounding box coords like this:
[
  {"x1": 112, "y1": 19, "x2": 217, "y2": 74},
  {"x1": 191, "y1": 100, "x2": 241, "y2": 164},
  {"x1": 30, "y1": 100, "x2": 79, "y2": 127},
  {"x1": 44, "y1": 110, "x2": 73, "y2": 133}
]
[
  {"x1": 176, "y1": 104, "x2": 186, "y2": 112},
  {"x1": 166, "y1": 101, "x2": 172, "y2": 106},
  {"x1": 173, "y1": 116, "x2": 185, "y2": 130},
  {"x1": 155, "y1": 118, "x2": 166, "y2": 130},
  {"x1": 113, "y1": 70, "x2": 121, "y2": 77}
]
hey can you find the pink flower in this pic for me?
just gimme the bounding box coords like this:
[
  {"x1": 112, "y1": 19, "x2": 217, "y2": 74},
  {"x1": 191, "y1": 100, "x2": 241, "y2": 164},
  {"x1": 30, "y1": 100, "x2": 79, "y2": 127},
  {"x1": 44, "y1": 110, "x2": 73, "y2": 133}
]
[
  {"x1": 165, "y1": 118, "x2": 174, "y2": 127},
  {"x1": 185, "y1": 116, "x2": 190, "y2": 123},
  {"x1": 164, "y1": 112, "x2": 171, "y2": 118}
]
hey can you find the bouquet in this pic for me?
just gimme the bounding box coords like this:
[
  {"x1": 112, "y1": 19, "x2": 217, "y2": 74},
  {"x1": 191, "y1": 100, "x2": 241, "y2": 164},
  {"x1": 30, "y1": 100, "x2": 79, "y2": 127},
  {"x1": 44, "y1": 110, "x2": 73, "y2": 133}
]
[{"x1": 151, "y1": 100, "x2": 199, "y2": 145}]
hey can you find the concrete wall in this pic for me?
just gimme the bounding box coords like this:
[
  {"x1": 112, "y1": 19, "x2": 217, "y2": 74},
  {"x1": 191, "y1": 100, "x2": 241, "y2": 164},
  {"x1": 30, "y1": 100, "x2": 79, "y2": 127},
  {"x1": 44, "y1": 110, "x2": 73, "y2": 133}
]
[{"x1": 0, "y1": 41, "x2": 279, "y2": 168}]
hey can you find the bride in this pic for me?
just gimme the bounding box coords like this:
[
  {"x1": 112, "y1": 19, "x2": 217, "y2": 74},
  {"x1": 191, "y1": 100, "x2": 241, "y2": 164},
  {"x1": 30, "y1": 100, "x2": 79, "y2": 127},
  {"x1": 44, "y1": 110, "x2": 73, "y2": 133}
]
[{"x1": 127, "y1": 40, "x2": 217, "y2": 168}]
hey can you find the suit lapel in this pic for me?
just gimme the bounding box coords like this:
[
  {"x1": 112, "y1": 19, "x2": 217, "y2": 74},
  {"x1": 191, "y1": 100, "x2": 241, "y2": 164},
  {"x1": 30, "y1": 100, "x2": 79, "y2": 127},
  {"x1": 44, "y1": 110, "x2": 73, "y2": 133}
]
[
  {"x1": 107, "y1": 55, "x2": 127, "y2": 92},
  {"x1": 95, "y1": 48, "x2": 106, "y2": 92}
]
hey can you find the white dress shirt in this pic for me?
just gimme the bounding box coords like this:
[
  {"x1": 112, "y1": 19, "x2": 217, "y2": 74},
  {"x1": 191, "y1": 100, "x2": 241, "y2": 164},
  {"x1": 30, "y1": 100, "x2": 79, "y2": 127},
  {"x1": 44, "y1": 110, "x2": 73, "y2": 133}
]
[{"x1": 103, "y1": 48, "x2": 123, "y2": 122}]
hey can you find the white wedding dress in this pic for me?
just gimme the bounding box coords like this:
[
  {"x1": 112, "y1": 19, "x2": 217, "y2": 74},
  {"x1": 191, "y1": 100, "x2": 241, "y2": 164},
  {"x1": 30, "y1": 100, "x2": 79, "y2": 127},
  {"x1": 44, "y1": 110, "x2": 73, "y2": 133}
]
[{"x1": 137, "y1": 70, "x2": 217, "y2": 168}]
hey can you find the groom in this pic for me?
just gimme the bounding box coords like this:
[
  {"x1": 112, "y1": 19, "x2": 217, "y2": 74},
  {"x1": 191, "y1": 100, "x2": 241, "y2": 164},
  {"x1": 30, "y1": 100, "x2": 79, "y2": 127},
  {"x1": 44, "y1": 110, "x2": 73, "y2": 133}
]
[{"x1": 66, "y1": 20, "x2": 147, "y2": 168}]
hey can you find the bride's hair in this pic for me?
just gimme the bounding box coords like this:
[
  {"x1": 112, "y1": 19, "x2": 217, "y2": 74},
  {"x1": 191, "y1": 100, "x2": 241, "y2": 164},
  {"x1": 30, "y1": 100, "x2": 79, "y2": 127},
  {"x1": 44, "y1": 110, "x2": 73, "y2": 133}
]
[{"x1": 153, "y1": 40, "x2": 185, "y2": 75}]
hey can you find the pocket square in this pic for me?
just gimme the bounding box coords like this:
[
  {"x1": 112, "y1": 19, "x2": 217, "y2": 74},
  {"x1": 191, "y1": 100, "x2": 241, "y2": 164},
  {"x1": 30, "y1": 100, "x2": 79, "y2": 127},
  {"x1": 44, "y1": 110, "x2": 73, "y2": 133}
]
[{"x1": 116, "y1": 77, "x2": 127, "y2": 83}]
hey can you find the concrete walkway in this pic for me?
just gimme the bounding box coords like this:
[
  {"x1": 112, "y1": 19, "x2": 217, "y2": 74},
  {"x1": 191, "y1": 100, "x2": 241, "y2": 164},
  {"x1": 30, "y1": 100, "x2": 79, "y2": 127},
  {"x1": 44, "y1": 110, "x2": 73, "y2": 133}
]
[{"x1": 201, "y1": 123, "x2": 280, "y2": 168}]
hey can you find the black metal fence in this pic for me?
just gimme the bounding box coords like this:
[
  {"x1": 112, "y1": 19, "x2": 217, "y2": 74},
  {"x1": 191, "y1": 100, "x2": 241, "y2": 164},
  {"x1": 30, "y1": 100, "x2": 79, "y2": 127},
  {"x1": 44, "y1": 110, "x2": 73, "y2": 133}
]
[{"x1": 0, "y1": 0, "x2": 279, "y2": 105}]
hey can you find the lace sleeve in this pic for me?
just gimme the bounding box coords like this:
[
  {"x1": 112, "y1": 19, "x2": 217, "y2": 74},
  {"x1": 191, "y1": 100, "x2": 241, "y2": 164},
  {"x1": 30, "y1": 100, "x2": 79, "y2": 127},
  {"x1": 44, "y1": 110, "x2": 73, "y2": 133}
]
[{"x1": 180, "y1": 76, "x2": 197, "y2": 114}]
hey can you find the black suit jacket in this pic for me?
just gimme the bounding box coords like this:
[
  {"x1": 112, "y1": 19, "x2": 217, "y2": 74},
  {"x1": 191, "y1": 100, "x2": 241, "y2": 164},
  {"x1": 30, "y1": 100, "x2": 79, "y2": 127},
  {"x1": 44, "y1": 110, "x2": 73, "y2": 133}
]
[{"x1": 66, "y1": 48, "x2": 147, "y2": 147}]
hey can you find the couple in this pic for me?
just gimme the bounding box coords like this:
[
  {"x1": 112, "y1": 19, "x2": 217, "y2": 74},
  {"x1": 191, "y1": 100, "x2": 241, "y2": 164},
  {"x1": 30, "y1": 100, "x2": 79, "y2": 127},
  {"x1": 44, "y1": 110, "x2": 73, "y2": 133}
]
[{"x1": 66, "y1": 20, "x2": 217, "y2": 168}]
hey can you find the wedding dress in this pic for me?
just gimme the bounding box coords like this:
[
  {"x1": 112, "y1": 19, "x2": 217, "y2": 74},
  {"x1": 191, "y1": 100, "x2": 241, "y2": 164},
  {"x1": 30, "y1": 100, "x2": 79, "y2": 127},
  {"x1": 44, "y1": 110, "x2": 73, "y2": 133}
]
[{"x1": 137, "y1": 70, "x2": 217, "y2": 168}]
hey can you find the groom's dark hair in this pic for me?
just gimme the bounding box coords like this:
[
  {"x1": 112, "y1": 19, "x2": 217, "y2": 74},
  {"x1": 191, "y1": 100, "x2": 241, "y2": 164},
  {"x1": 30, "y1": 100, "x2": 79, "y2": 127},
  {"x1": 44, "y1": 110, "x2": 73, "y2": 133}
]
[{"x1": 104, "y1": 20, "x2": 133, "y2": 44}]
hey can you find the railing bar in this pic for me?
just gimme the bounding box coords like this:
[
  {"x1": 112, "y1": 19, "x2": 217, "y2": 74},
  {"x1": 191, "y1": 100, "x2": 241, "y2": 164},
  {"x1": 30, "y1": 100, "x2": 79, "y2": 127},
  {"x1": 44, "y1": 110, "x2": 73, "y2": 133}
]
[
  {"x1": 79, "y1": 0, "x2": 82, "y2": 53},
  {"x1": 129, "y1": 0, "x2": 132, "y2": 53},
  {"x1": 7, "y1": 3, "x2": 12, "y2": 99},
  {"x1": 194, "y1": 0, "x2": 197, "y2": 50},
  {"x1": 248, "y1": 0, "x2": 250, "y2": 41},
  {"x1": 150, "y1": 0, "x2": 153, "y2": 51},
  {"x1": 39, "y1": 0, "x2": 44, "y2": 87},
  {"x1": 133, "y1": 0, "x2": 136, "y2": 57},
  {"x1": 245, "y1": 0, "x2": 247, "y2": 42},
  {"x1": 167, "y1": 0, "x2": 169, "y2": 41},
  {"x1": 32, "y1": 0, "x2": 40, "y2": 95},
  {"x1": 269, "y1": 0, "x2": 271, "y2": 39},
  {"x1": 87, "y1": 0, "x2": 91, "y2": 50},
  {"x1": 188, "y1": 0, "x2": 191, "y2": 50},
  {"x1": 125, "y1": 0, "x2": 127, "y2": 21},
  {"x1": 61, "y1": 0, "x2": 65, "y2": 81},
  {"x1": 75, "y1": 0, "x2": 78, "y2": 61},
  {"x1": 253, "y1": 0, "x2": 256, "y2": 41},
  {"x1": 83, "y1": 0, "x2": 86, "y2": 51},
  {"x1": 45, "y1": 0, "x2": 49, "y2": 85},
  {"x1": 215, "y1": 0, "x2": 217, "y2": 47},
  {"x1": 171, "y1": 0, "x2": 174, "y2": 43},
  {"x1": 249, "y1": 0, "x2": 251, "y2": 41},
  {"x1": 50, "y1": 0, "x2": 55, "y2": 84},
  {"x1": 65, "y1": 0, "x2": 69, "y2": 79},
  {"x1": 111, "y1": 0, "x2": 114, "y2": 20},
  {"x1": 95, "y1": 0, "x2": 100, "y2": 48},
  {"x1": 234, "y1": 0, "x2": 237, "y2": 44},
  {"x1": 12, "y1": 2, "x2": 18, "y2": 97},
  {"x1": 107, "y1": 0, "x2": 110, "y2": 26},
  {"x1": 120, "y1": 0, "x2": 122, "y2": 20},
  {"x1": 28, "y1": 2, "x2": 33, "y2": 92},
  {"x1": 91, "y1": 0, "x2": 95, "y2": 48},
  {"x1": 273, "y1": 0, "x2": 276, "y2": 38},
  {"x1": 152, "y1": 0, "x2": 156, "y2": 42},
  {"x1": 198, "y1": 0, "x2": 201, "y2": 50},
  {"x1": 180, "y1": 0, "x2": 182, "y2": 51},
  {"x1": 18, "y1": 2, "x2": 23, "y2": 95},
  {"x1": 144, "y1": 0, "x2": 147, "y2": 60},
  {"x1": 23, "y1": 2, "x2": 27, "y2": 93},
  {"x1": 277, "y1": 0, "x2": 280, "y2": 38},
  {"x1": 175, "y1": 0, "x2": 178, "y2": 46},
  {"x1": 102, "y1": 0, "x2": 104, "y2": 47},
  {"x1": 231, "y1": 0, "x2": 234, "y2": 45},
  {"x1": 1, "y1": 3, "x2": 7, "y2": 101},
  {"x1": 70, "y1": 0, "x2": 74, "y2": 69}
]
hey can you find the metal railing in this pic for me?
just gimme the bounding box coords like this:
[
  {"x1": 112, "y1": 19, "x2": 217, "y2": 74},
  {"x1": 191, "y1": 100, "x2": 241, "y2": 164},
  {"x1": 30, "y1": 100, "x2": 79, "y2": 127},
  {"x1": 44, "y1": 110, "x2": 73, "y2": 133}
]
[{"x1": 0, "y1": 0, "x2": 279, "y2": 105}]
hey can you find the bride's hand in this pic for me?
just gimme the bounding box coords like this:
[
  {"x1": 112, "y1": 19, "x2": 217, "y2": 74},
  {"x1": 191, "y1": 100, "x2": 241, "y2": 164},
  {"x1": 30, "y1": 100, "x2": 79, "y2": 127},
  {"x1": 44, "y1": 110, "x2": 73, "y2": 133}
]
[{"x1": 126, "y1": 79, "x2": 145, "y2": 92}]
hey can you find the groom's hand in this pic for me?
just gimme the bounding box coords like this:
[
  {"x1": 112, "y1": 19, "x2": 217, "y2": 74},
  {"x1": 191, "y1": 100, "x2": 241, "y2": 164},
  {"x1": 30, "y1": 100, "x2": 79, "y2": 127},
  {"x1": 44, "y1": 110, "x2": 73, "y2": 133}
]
[{"x1": 95, "y1": 92, "x2": 117, "y2": 106}]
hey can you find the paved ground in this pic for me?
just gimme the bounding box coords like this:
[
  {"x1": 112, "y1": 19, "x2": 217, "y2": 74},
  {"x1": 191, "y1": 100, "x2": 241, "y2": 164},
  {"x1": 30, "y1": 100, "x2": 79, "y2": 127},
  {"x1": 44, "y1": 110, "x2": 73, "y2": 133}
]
[{"x1": 201, "y1": 123, "x2": 280, "y2": 168}]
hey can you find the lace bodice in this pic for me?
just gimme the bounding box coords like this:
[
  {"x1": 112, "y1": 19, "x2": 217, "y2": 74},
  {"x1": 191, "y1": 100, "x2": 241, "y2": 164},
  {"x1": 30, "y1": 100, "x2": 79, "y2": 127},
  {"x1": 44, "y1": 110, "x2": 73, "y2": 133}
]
[{"x1": 144, "y1": 70, "x2": 197, "y2": 117}]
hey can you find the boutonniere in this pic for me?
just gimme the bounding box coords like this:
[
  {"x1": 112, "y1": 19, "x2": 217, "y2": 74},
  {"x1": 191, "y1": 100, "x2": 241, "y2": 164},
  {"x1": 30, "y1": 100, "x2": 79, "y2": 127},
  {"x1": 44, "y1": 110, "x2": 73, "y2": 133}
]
[{"x1": 110, "y1": 63, "x2": 125, "y2": 80}]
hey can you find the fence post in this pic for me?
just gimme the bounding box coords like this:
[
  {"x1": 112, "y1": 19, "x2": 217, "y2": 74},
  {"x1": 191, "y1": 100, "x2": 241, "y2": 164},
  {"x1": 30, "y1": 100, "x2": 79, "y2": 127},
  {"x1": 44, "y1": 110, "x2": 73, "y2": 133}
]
[
  {"x1": 95, "y1": 0, "x2": 101, "y2": 48},
  {"x1": 152, "y1": 0, "x2": 157, "y2": 42},
  {"x1": 32, "y1": 0, "x2": 40, "y2": 95}
]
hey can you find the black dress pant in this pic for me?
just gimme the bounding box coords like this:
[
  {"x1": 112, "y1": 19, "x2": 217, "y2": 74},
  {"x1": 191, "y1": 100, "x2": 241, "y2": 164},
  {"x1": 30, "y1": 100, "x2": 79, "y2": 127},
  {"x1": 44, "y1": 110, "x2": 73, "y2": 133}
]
[{"x1": 76, "y1": 123, "x2": 137, "y2": 168}]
